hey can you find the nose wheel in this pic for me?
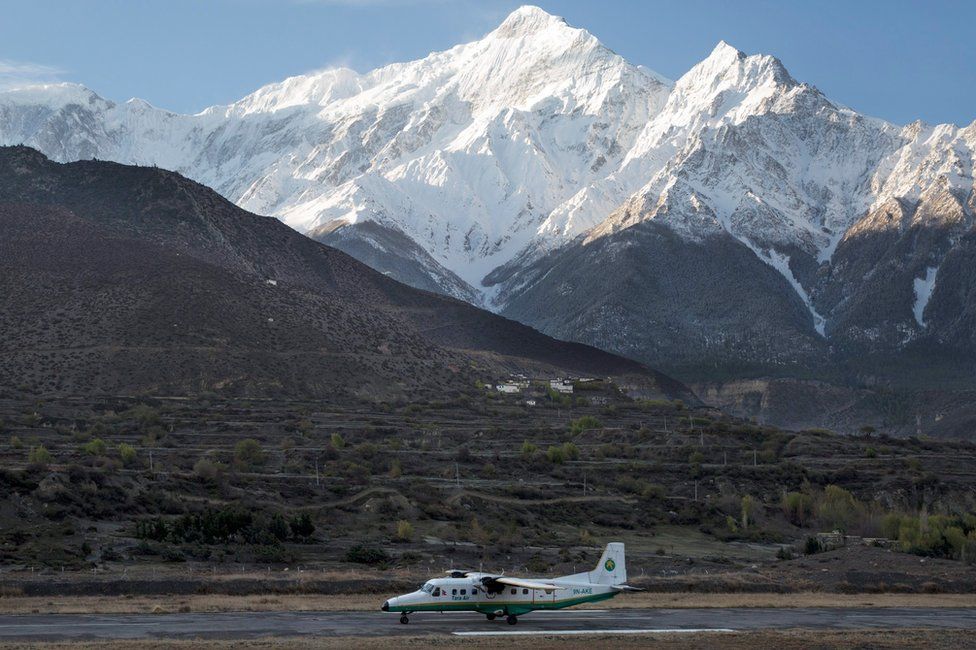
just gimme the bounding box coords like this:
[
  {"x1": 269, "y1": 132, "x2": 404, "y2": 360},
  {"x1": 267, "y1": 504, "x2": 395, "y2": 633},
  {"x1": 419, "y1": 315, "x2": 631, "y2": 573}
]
[
  {"x1": 399, "y1": 614, "x2": 409, "y2": 624},
  {"x1": 486, "y1": 613, "x2": 496, "y2": 621}
]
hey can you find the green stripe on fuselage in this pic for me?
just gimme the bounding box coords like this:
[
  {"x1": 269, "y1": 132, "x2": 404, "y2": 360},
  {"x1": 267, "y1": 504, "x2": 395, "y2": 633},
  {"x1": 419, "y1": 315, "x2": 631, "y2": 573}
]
[{"x1": 386, "y1": 590, "x2": 617, "y2": 616}]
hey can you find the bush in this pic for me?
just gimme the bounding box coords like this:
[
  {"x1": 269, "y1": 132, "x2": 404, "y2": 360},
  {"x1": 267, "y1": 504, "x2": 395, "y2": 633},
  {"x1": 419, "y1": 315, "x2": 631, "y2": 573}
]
[
  {"x1": 569, "y1": 416, "x2": 602, "y2": 436},
  {"x1": 289, "y1": 513, "x2": 315, "y2": 541},
  {"x1": 193, "y1": 458, "x2": 222, "y2": 481},
  {"x1": 520, "y1": 441, "x2": 538, "y2": 458},
  {"x1": 82, "y1": 438, "x2": 107, "y2": 456},
  {"x1": 345, "y1": 545, "x2": 390, "y2": 565},
  {"x1": 10, "y1": 436, "x2": 23, "y2": 449},
  {"x1": 546, "y1": 445, "x2": 566, "y2": 464},
  {"x1": 740, "y1": 495, "x2": 757, "y2": 529},
  {"x1": 28, "y1": 445, "x2": 51, "y2": 466},
  {"x1": 118, "y1": 443, "x2": 137, "y2": 466},
  {"x1": 268, "y1": 513, "x2": 289, "y2": 542},
  {"x1": 234, "y1": 438, "x2": 266, "y2": 469},
  {"x1": 330, "y1": 433, "x2": 345, "y2": 450},
  {"x1": 394, "y1": 520, "x2": 414, "y2": 542},
  {"x1": 804, "y1": 536, "x2": 822, "y2": 555}
]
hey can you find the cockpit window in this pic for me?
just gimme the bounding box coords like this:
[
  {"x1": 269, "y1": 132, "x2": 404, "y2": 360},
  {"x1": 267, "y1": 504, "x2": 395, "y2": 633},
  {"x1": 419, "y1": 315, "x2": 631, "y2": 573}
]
[{"x1": 420, "y1": 582, "x2": 434, "y2": 594}]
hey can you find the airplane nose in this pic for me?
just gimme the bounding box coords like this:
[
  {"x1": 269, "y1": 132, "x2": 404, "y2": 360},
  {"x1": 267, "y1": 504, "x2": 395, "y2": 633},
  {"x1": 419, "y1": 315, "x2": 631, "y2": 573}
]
[{"x1": 382, "y1": 600, "x2": 389, "y2": 612}]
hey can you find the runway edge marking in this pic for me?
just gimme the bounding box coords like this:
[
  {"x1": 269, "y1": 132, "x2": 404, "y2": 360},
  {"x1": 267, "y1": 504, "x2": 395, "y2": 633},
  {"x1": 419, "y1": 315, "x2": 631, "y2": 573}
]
[{"x1": 453, "y1": 628, "x2": 737, "y2": 637}]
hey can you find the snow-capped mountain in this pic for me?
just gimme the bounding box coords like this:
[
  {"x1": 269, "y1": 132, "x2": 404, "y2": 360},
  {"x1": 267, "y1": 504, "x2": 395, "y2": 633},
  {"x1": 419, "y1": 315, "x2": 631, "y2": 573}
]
[{"x1": 1, "y1": 5, "x2": 974, "y2": 381}]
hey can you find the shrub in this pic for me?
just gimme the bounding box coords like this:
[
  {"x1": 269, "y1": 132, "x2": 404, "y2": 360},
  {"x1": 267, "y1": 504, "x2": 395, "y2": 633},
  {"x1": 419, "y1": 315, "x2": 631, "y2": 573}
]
[
  {"x1": 546, "y1": 445, "x2": 566, "y2": 464},
  {"x1": 234, "y1": 438, "x2": 266, "y2": 469},
  {"x1": 268, "y1": 513, "x2": 289, "y2": 542},
  {"x1": 10, "y1": 436, "x2": 23, "y2": 449},
  {"x1": 28, "y1": 445, "x2": 51, "y2": 466},
  {"x1": 345, "y1": 545, "x2": 390, "y2": 565},
  {"x1": 389, "y1": 459, "x2": 402, "y2": 478},
  {"x1": 394, "y1": 520, "x2": 414, "y2": 542},
  {"x1": 118, "y1": 443, "x2": 137, "y2": 466},
  {"x1": 193, "y1": 458, "x2": 222, "y2": 481},
  {"x1": 82, "y1": 438, "x2": 107, "y2": 456},
  {"x1": 520, "y1": 441, "x2": 538, "y2": 458},
  {"x1": 804, "y1": 536, "x2": 822, "y2": 555},
  {"x1": 569, "y1": 416, "x2": 602, "y2": 435},
  {"x1": 289, "y1": 513, "x2": 315, "y2": 541},
  {"x1": 740, "y1": 495, "x2": 757, "y2": 529},
  {"x1": 330, "y1": 433, "x2": 345, "y2": 450}
]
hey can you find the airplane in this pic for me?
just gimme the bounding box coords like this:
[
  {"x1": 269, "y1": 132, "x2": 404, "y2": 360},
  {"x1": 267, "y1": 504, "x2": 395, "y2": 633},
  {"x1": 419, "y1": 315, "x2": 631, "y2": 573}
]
[{"x1": 381, "y1": 542, "x2": 642, "y2": 625}]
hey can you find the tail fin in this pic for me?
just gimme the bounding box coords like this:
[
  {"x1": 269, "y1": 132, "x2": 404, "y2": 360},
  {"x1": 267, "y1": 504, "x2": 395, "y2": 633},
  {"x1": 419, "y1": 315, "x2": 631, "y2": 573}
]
[{"x1": 592, "y1": 542, "x2": 626, "y2": 585}]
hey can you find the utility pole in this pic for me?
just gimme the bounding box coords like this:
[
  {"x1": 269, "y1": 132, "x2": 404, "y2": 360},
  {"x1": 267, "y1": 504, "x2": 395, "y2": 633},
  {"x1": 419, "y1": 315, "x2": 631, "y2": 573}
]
[
  {"x1": 315, "y1": 457, "x2": 320, "y2": 486},
  {"x1": 455, "y1": 463, "x2": 460, "y2": 488}
]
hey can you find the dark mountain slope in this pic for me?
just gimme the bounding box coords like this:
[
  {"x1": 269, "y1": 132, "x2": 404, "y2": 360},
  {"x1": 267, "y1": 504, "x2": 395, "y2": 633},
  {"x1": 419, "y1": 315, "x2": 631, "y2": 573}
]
[{"x1": 0, "y1": 146, "x2": 690, "y2": 401}]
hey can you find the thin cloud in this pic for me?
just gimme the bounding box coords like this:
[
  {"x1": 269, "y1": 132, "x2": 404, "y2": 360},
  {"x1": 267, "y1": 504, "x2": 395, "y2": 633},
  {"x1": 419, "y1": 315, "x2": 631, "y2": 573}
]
[{"x1": 0, "y1": 59, "x2": 66, "y2": 90}]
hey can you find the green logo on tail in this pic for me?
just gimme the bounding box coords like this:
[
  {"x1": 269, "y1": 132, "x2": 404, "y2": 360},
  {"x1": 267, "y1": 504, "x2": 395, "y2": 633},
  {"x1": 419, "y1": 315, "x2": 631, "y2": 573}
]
[{"x1": 604, "y1": 558, "x2": 616, "y2": 571}]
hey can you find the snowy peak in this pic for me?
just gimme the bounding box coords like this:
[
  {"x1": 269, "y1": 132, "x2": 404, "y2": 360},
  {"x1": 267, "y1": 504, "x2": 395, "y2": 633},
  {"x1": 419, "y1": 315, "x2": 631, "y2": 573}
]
[{"x1": 493, "y1": 5, "x2": 568, "y2": 38}]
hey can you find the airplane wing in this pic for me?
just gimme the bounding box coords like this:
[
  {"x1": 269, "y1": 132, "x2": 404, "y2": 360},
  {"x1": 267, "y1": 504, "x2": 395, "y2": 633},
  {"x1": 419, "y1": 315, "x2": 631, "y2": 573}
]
[{"x1": 493, "y1": 576, "x2": 559, "y2": 591}]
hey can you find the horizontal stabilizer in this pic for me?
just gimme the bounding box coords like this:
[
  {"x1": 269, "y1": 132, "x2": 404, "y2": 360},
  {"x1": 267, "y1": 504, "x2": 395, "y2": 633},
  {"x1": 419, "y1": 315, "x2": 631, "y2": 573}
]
[{"x1": 611, "y1": 584, "x2": 644, "y2": 592}]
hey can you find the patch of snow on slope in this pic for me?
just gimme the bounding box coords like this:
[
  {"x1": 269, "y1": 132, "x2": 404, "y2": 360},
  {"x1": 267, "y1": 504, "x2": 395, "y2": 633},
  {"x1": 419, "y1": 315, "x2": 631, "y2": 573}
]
[
  {"x1": 913, "y1": 265, "x2": 939, "y2": 327},
  {"x1": 742, "y1": 240, "x2": 827, "y2": 337}
]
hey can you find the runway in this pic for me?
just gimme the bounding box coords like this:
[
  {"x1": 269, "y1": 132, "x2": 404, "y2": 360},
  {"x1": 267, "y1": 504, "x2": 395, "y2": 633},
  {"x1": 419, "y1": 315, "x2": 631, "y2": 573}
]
[{"x1": 0, "y1": 607, "x2": 974, "y2": 641}]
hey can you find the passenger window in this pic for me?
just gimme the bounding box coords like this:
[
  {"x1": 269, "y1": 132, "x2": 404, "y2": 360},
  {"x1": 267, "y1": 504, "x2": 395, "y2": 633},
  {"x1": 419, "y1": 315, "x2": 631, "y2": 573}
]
[
  {"x1": 523, "y1": 588, "x2": 528, "y2": 594},
  {"x1": 510, "y1": 588, "x2": 517, "y2": 595},
  {"x1": 432, "y1": 588, "x2": 440, "y2": 597},
  {"x1": 460, "y1": 589, "x2": 466, "y2": 595},
  {"x1": 452, "y1": 589, "x2": 457, "y2": 595},
  {"x1": 472, "y1": 588, "x2": 478, "y2": 594}
]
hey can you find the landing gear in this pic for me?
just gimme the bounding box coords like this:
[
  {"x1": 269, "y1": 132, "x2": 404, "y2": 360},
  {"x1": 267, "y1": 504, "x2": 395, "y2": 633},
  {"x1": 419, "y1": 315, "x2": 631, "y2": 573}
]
[
  {"x1": 399, "y1": 614, "x2": 409, "y2": 624},
  {"x1": 506, "y1": 614, "x2": 518, "y2": 625},
  {"x1": 486, "y1": 613, "x2": 496, "y2": 621}
]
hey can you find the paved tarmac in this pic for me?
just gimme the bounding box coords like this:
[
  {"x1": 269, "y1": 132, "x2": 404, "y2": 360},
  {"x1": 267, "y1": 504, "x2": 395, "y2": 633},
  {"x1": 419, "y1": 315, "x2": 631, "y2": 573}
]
[{"x1": 0, "y1": 607, "x2": 973, "y2": 641}]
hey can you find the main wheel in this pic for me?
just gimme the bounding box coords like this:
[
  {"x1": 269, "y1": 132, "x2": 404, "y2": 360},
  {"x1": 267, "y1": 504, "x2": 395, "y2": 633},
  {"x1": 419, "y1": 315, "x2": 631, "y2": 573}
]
[
  {"x1": 506, "y1": 614, "x2": 517, "y2": 625},
  {"x1": 399, "y1": 614, "x2": 409, "y2": 624},
  {"x1": 486, "y1": 613, "x2": 496, "y2": 621}
]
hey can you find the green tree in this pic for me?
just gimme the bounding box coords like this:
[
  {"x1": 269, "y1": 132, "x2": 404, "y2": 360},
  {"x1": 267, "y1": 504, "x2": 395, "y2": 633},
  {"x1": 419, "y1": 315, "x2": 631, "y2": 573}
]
[
  {"x1": 234, "y1": 438, "x2": 266, "y2": 469},
  {"x1": 268, "y1": 513, "x2": 290, "y2": 542},
  {"x1": 817, "y1": 485, "x2": 861, "y2": 532},
  {"x1": 290, "y1": 512, "x2": 315, "y2": 541},
  {"x1": 781, "y1": 491, "x2": 814, "y2": 526},
  {"x1": 330, "y1": 433, "x2": 346, "y2": 450}
]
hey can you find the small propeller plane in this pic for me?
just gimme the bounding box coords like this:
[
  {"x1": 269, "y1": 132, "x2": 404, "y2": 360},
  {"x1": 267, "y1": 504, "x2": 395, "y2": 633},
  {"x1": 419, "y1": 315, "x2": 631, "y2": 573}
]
[{"x1": 381, "y1": 542, "x2": 641, "y2": 625}]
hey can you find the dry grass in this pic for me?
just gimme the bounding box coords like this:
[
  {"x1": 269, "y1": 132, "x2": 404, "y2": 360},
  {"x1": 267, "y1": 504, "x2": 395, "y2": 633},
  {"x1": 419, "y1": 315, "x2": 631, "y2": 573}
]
[
  {"x1": 1, "y1": 592, "x2": 975, "y2": 615},
  {"x1": 1, "y1": 629, "x2": 975, "y2": 650}
]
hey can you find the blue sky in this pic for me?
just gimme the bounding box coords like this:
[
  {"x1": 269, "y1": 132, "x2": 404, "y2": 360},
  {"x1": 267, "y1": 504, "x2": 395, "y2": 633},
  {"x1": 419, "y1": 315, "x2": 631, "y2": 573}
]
[{"x1": 2, "y1": 0, "x2": 973, "y2": 125}]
